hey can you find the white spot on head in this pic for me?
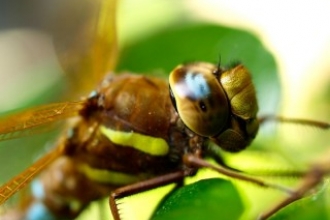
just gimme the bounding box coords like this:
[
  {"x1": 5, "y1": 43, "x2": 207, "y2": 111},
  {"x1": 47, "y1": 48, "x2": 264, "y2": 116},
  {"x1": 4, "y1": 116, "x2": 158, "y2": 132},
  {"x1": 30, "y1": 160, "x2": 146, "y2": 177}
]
[{"x1": 185, "y1": 72, "x2": 210, "y2": 99}]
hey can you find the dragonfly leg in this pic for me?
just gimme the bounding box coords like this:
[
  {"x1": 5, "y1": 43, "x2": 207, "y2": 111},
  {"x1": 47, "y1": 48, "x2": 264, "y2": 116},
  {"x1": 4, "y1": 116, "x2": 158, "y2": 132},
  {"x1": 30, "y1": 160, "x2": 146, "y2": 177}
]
[
  {"x1": 183, "y1": 154, "x2": 295, "y2": 194},
  {"x1": 109, "y1": 169, "x2": 194, "y2": 220},
  {"x1": 258, "y1": 164, "x2": 326, "y2": 219}
]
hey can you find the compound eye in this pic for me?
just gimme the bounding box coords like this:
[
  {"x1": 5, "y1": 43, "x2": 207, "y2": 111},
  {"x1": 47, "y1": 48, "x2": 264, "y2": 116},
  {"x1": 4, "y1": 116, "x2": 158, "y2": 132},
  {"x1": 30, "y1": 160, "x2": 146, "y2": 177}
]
[
  {"x1": 169, "y1": 62, "x2": 230, "y2": 137},
  {"x1": 169, "y1": 86, "x2": 178, "y2": 112}
]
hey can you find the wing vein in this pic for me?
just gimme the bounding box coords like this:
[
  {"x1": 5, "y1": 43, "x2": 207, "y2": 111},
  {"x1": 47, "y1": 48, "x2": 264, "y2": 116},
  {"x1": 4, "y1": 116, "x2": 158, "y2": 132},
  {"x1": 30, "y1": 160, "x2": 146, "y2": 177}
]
[{"x1": 0, "y1": 101, "x2": 85, "y2": 141}]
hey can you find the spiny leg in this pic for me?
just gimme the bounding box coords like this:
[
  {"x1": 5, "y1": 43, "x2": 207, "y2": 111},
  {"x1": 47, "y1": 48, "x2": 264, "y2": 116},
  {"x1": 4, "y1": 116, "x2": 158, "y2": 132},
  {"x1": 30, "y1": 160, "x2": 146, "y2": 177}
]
[
  {"x1": 259, "y1": 160, "x2": 329, "y2": 219},
  {"x1": 109, "y1": 170, "x2": 194, "y2": 220},
  {"x1": 256, "y1": 116, "x2": 330, "y2": 219},
  {"x1": 183, "y1": 154, "x2": 295, "y2": 195},
  {"x1": 109, "y1": 152, "x2": 324, "y2": 220},
  {"x1": 258, "y1": 115, "x2": 330, "y2": 130},
  {"x1": 207, "y1": 145, "x2": 307, "y2": 178}
]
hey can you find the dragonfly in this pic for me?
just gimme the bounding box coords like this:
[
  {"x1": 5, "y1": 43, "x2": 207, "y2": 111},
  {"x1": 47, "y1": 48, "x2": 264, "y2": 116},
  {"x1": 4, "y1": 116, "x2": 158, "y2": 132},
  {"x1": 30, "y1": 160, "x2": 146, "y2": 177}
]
[{"x1": 0, "y1": 0, "x2": 329, "y2": 219}]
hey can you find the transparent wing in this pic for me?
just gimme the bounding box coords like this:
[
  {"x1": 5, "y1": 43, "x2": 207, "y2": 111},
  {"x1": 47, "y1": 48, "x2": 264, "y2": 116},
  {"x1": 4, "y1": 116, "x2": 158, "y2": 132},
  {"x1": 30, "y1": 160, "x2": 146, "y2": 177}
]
[
  {"x1": 0, "y1": 146, "x2": 63, "y2": 205},
  {"x1": 0, "y1": 0, "x2": 118, "y2": 207},
  {"x1": 52, "y1": 0, "x2": 118, "y2": 97},
  {"x1": 0, "y1": 101, "x2": 85, "y2": 141}
]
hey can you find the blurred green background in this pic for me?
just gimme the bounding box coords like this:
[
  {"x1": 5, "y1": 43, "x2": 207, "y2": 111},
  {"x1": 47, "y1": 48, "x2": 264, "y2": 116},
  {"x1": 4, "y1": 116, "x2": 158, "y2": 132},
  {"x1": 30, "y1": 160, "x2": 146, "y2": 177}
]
[{"x1": 0, "y1": 0, "x2": 329, "y2": 220}]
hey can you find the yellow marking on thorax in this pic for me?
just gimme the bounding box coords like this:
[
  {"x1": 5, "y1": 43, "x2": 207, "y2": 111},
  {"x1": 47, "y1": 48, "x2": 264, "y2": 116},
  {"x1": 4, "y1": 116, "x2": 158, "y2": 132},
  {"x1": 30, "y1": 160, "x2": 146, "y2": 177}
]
[
  {"x1": 79, "y1": 163, "x2": 149, "y2": 185},
  {"x1": 100, "y1": 126, "x2": 169, "y2": 156}
]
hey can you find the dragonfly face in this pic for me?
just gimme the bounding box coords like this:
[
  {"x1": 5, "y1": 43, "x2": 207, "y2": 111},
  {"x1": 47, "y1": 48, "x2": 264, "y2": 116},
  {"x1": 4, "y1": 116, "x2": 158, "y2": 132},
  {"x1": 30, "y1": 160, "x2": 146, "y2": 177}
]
[
  {"x1": 169, "y1": 62, "x2": 231, "y2": 137},
  {"x1": 170, "y1": 62, "x2": 259, "y2": 152}
]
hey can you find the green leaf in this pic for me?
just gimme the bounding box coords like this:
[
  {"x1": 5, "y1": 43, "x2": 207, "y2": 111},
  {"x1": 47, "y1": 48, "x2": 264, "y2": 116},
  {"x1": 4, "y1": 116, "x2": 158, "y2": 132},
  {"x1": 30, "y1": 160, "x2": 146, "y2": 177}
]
[{"x1": 151, "y1": 178, "x2": 244, "y2": 220}]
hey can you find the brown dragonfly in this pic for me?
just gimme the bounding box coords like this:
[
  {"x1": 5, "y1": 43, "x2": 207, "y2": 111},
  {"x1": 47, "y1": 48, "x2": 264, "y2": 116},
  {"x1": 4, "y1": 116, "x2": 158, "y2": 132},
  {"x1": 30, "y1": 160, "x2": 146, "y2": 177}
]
[{"x1": 0, "y1": 1, "x2": 329, "y2": 220}]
